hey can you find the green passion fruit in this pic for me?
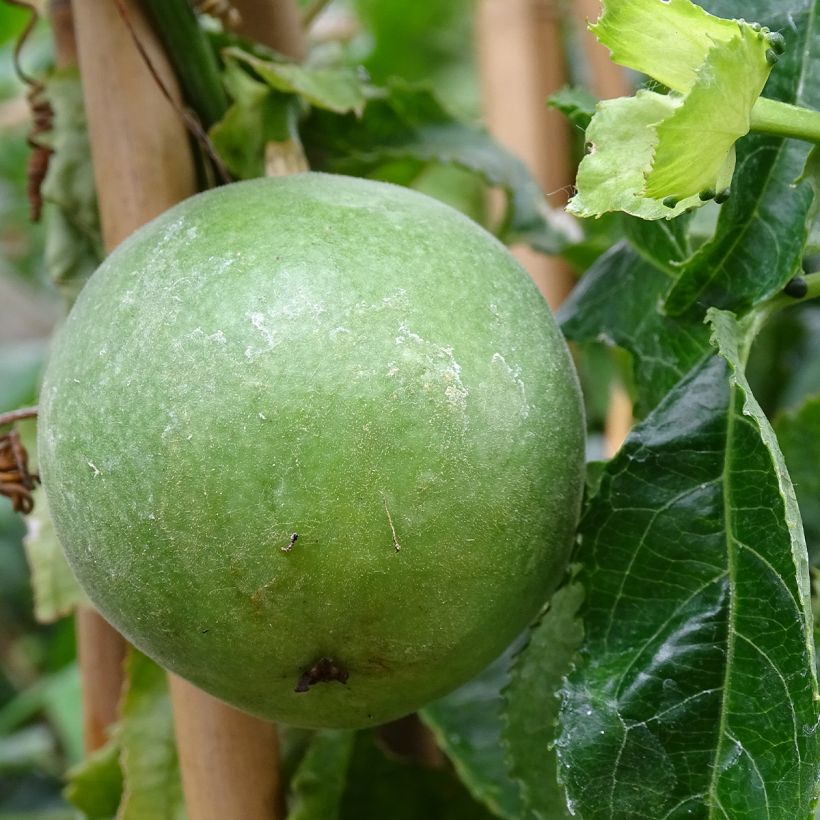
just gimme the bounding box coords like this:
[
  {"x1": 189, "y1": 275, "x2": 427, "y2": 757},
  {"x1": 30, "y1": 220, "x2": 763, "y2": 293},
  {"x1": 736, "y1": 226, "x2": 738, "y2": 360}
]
[{"x1": 38, "y1": 173, "x2": 585, "y2": 729}]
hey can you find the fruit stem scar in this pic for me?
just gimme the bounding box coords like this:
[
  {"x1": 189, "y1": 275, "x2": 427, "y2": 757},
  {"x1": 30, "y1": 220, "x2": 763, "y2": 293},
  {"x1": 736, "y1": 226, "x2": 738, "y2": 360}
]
[
  {"x1": 383, "y1": 498, "x2": 401, "y2": 552},
  {"x1": 295, "y1": 657, "x2": 349, "y2": 693},
  {"x1": 282, "y1": 532, "x2": 298, "y2": 552}
]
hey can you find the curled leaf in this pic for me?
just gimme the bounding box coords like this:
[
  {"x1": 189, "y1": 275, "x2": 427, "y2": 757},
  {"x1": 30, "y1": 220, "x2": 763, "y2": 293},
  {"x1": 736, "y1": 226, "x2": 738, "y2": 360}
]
[{"x1": 570, "y1": 0, "x2": 776, "y2": 219}]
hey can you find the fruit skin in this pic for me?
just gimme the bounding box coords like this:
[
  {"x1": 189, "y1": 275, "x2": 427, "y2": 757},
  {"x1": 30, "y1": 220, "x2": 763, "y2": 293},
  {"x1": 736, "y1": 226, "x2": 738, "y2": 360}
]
[{"x1": 38, "y1": 173, "x2": 585, "y2": 728}]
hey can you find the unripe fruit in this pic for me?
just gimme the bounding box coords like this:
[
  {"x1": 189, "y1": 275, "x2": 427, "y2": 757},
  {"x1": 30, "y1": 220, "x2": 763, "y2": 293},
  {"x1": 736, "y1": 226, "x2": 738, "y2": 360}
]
[{"x1": 39, "y1": 174, "x2": 585, "y2": 728}]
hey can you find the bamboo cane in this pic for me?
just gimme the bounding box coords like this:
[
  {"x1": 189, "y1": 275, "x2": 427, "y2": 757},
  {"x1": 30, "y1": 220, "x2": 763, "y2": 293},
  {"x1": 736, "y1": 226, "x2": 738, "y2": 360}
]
[
  {"x1": 573, "y1": 0, "x2": 630, "y2": 100},
  {"x1": 48, "y1": 0, "x2": 131, "y2": 754},
  {"x1": 73, "y1": 0, "x2": 196, "y2": 754},
  {"x1": 476, "y1": 0, "x2": 574, "y2": 310},
  {"x1": 168, "y1": 4, "x2": 307, "y2": 815},
  {"x1": 169, "y1": 676, "x2": 285, "y2": 820},
  {"x1": 72, "y1": 2, "x2": 286, "y2": 814},
  {"x1": 231, "y1": 0, "x2": 306, "y2": 60}
]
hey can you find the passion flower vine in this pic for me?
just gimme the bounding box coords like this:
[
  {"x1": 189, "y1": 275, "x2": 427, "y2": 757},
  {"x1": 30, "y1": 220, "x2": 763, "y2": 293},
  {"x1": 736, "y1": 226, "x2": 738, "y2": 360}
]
[{"x1": 569, "y1": 0, "x2": 820, "y2": 220}]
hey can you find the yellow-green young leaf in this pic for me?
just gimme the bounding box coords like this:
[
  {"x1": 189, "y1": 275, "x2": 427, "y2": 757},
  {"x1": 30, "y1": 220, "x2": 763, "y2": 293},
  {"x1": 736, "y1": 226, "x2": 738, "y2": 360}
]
[
  {"x1": 591, "y1": 0, "x2": 753, "y2": 94},
  {"x1": 117, "y1": 650, "x2": 185, "y2": 820},
  {"x1": 567, "y1": 91, "x2": 700, "y2": 220},
  {"x1": 23, "y1": 487, "x2": 87, "y2": 623},
  {"x1": 644, "y1": 28, "x2": 770, "y2": 200}
]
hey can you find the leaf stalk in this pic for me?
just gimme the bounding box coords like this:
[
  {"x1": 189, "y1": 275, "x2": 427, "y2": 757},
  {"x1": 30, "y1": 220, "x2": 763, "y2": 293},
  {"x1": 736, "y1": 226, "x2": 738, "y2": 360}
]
[{"x1": 750, "y1": 96, "x2": 820, "y2": 144}]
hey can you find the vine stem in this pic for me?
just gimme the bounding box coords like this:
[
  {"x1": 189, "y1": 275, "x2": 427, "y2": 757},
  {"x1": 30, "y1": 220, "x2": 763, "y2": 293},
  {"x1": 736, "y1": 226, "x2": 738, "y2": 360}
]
[
  {"x1": 0, "y1": 406, "x2": 38, "y2": 427},
  {"x1": 759, "y1": 271, "x2": 820, "y2": 320},
  {"x1": 750, "y1": 96, "x2": 820, "y2": 144}
]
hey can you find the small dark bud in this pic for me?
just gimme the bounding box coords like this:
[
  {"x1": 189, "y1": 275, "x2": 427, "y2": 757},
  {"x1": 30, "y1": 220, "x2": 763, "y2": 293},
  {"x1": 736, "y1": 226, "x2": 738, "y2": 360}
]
[
  {"x1": 783, "y1": 276, "x2": 809, "y2": 299},
  {"x1": 767, "y1": 31, "x2": 786, "y2": 54},
  {"x1": 766, "y1": 49, "x2": 779, "y2": 65},
  {"x1": 714, "y1": 188, "x2": 731, "y2": 204},
  {"x1": 662, "y1": 196, "x2": 678, "y2": 209},
  {"x1": 699, "y1": 188, "x2": 716, "y2": 202}
]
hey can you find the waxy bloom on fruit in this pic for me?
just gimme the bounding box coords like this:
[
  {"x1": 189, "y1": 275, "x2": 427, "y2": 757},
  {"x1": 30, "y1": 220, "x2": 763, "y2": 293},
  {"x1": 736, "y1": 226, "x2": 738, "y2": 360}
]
[
  {"x1": 569, "y1": 0, "x2": 782, "y2": 220},
  {"x1": 38, "y1": 174, "x2": 585, "y2": 729}
]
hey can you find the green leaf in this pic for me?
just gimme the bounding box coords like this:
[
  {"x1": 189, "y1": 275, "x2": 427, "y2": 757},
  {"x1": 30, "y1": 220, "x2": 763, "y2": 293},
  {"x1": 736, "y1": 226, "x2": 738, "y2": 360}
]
[
  {"x1": 664, "y1": 5, "x2": 820, "y2": 315},
  {"x1": 23, "y1": 488, "x2": 87, "y2": 623},
  {"x1": 0, "y1": 341, "x2": 45, "y2": 414},
  {"x1": 64, "y1": 739, "x2": 123, "y2": 820},
  {"x1": 0, "y1": 4, "x2": 29, "y2": 48},
  {"x1": 591, "y1": 0, "x2": 753, "y2": 95},
  {"x1": 571, "y1": 22, "x2": 770, "y2": 218},
  {"x1": 775, "y1": 395, "x2": 820, "y2": 564},
  {"x1": 558, "y1": 310, "x2": 819, "y2": 818},
  {"x1": 338, "y1": 733, "x2": 498, "y2": 820},
  {"x1": 41, "y1": 68, "x2": 103, "y2": 300},
  {"x1": 559, "y1": 222, "x2": 711, "y2": 417},
  {"x1": 745, "y1": 303, "x2": 820, "y2": 415},
  {"x1": 352, "y1": 0, "x2": 478, "y2": 115},
  {"x1": 303, "y1": 80, "x2": 577, "y2": 254},
  {"x1": 0, "y1": 664, "x2": 81, "y2": 758},
  {"x1": 502, "y1": 582, "x2": 584, "y2": 820},
  {"x1": 286, "y1": 730, "x2": 355, "y2": 820},
  {"x1": 209, "y1": 59, "x2": 298, "y2": 179},
  {"x1": 548, "y1": 86, "x2": 598, "y2": 131},
  {"x1": 572, "y1": 1, "x2": 773, "y2": 216},
  {"x1": 643, "y1": 26, "x2": 770, "y2": 200},
  {"x1": 223, "y1": 48, "x2": 367, "y2": 115},
  {"x1": 117, "y1": 650, "x2": 185, "y2": 820},
  {"x1": 420, "y1": 642, "x2": 527, "y2": 820},
  {"x1": 567, "y1": 92, "x2": 696, "y2": 221}
]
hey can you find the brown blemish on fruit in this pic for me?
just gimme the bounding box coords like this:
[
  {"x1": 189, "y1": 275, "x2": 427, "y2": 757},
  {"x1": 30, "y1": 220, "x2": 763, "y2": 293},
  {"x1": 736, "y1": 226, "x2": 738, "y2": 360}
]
[
  {"x1": 295, "y1": 657, "x2": 349, "y2": 693},
  {"x1": 281, "y1": 532, "x2": 298, "y2": 552}
]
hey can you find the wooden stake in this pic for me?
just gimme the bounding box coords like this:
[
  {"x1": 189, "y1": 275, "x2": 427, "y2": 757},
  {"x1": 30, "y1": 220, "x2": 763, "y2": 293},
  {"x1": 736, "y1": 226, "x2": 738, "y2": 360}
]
[
  {"x1": 47, "y1": 0, "x2": 130, "y2": 754},
  {"x1": 231, "y1": 0, "x2": 306, "y2": 60},
  {"x1": 72, "y1": 0, "x2": 196, "y2": 751},
  {"x1": 572, "y1": 0, "x2": 631, "y2": 100},
  {"x1": 73, "y1": 0, "x2": 197, "y2": 250},
  {"x1": 377, "y1": 714, "x2": 445, "y2": 768},
  {"x1": 72, "y1": 12, "x2": 283, "y2": 820},
  {"x1": 169, "y1": 677, "x2": 285, "y2": 820},
  {"x1": 75, "y1": 608, "x2": 127, "y2": 752},
  {"x1": 50, "y1": 0, "x2": 78, "y2": 68},
  {"x1": 476, "y1": 0, "x2": 574, "y2": 310}
]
